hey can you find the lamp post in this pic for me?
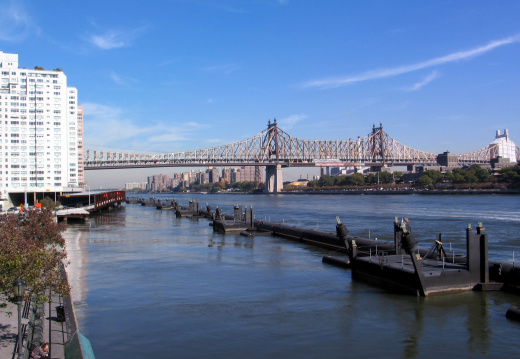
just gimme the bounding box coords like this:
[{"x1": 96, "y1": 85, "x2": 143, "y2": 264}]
[{"x1": 13, "y1": 278, "x2": 26, "y2": 359}]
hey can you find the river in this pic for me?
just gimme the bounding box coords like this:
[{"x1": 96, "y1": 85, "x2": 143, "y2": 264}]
[{"x1": 63, "y1": 193, "x2": 520, "y2": 358}]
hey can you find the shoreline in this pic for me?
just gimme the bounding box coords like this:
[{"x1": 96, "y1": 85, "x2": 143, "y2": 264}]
[{"x1": 127, "y1": 189, "x2": 520, "y2": 196}]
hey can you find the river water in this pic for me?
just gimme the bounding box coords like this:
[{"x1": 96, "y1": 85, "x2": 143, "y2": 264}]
[{"x1": 63, "y1": 193, "x2": 520, "y2": 358}]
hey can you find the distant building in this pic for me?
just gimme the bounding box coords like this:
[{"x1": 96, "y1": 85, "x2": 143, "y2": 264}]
[
  {"x1": 147, "y1": 174, "x2": 173, "y2": 192},
  {"x1": 489, "y1": 129, "x2": 518, "y2": 168},
  {"x1": 436, "y1": 151, "x2": 458, "y2": 167},
  {"x1": 0, "y1": 51, "x2": 80, "y2": 208},
  {"x1": 221, "y1": 168, "x2": 231, "y2": 183},
  {"x1": 125, "y1": 182, "x2": 146, "y2": 190},
  {"x1": 208, "y1": 167, "x2": 220, "y2": 183}
]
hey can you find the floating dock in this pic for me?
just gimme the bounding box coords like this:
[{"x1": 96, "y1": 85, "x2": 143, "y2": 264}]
[
  {"x1": 210, "y1": 204, "x2": 516, "y2": 296},
  {"x1": 126, "y1": 199, "x2": 519, "y2": 297}
]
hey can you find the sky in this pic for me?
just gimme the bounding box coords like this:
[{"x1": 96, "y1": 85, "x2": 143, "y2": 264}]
[{"x1": 1, "y1": 0, "x2": 519, "y2": 188}]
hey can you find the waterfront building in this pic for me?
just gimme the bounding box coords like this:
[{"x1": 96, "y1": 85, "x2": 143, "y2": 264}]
[
  {"x1": 147, "y1": 174, "x2": 173, "y2": 192},
  {"x1": 208, "y1": 167, "x2": 219, "y2": 183},
  {"x1": 229, "y1": 166, "x2": 263, "y2": 183},
  {"x1": 125, "y1": 182, "x2": 147, "y2": 191},
  {"x1": 0, "y1": 51, "x2": 81, "y2": 209},
  {"x1": 221, "y1": 168, "x2": 232, "y2": 183},
  {"x1": 77, "y1": 106, "x2": 84, "y2": 185}
]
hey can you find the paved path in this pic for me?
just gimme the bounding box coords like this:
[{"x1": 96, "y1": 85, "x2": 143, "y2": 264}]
[{"x1": 0, "y1": 292, "x2": 66, "y2": 359}]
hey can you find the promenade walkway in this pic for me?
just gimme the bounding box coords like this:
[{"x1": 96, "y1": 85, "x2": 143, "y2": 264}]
[{"x1": 0, "y1": 291, "x2": 67, "y2": 359}]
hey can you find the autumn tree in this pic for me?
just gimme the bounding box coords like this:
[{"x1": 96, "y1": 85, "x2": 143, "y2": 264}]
[{"x1": 0, "y1": 208, "x2": 70, "y2": 302}]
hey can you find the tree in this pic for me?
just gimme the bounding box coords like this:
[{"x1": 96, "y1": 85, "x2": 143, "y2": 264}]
[
  {"x1": 40, "y1": 196, "x2": 60, "y2": 210},
  {"x1": 347, "y1": 173, "x2": 365, "y2": 186},
  {"x1": 318, "y1": 175, "x2": 335, "y2": 187},
  {"x1": 307, "y1": 180, "x2": 319, "y2": 188},
  {"x1": 444, "y1": 170, "x2": 454, "y2": 183},
  {"x1": 499, "y1": 165, "x2": 520, "y2": 188},
  {"x1": 417, "y1": 175, "x2": 432, "y2": 188},
  {"x1": 393, "y1": 171, "x2": 403, "y2": 183},
  {"x1": 468, "y1": 164, "x2": 490, "y2": 183},
  {"x1": 0, "y1": 208, "x2": 70, "y2": 302},
  {"x1": 452, "y1": 168, "x2": 467, "y2": 184},
  {"x1": 334, "y1": 176, "x2": 347, "y2": 187},
  {"x1": 424, "y1": 170, "x2": 443, "y2": 185},
  {"x1": 378, "y1": 172, "x2": 394, "y2": 184}
]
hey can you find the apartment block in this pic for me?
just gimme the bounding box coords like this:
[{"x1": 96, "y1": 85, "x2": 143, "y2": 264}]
[{"x1": 0, "y1": 51, "x2": 80, "y2": 208}]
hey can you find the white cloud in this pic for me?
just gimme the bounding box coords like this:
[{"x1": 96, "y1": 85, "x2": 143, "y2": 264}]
[
  {"x1": 302, "y1": 34, "x2": 520, "y2": 89},
  {"x1": 87, "y1": 26, "x2": 148, "y2": 50},
  {"x1": 0, "y1": 1, "x2": 38, "y2": 42},
  {"x1": 405, "y1": 71, "x2": 440, "y2": 91}
]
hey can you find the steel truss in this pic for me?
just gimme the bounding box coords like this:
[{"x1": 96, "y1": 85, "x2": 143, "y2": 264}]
[{"x1": 84, "y1": 121, "x2": 513, "y2": 169}]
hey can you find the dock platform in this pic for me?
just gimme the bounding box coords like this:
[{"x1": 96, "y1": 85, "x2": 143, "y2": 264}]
[{"x1": 57, "y1": 190, "x2": 125, "y2": 221}]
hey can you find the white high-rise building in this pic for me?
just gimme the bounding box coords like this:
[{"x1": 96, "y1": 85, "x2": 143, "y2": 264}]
[
  {"x1": 0, "y1": 51, "x2": 81, "y2": 209},
  {"x1": 490, "y1": 129, "x2": 518, "y2": 163}
]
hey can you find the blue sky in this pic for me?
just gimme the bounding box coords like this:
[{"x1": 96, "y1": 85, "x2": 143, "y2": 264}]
[{"x1": 1, "y1": 0, "x2": 519, "y2": 187}]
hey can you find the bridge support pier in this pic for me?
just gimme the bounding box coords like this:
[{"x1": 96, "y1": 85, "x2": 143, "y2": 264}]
[{"x1": 265, "y1": 165, "x2": 283, "y2": 193}]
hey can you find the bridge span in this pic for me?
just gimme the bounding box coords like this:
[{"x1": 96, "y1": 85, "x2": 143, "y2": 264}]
[{"x1": 84, "y1": 121, "x2": 518, "y2": 193}]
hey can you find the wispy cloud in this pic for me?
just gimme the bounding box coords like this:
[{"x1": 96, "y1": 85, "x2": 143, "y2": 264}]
[
  {"x1": 83, "y1": 103, "x2": 150, "y2": 142},
  {"x1": 147, "y1": 122, "x2": 210, "y2": 144},
  {"x1": 83, "y1": 102, "x2": 209, "y2": 152},
  {"x1": 302, "y1": 34, "x2": 520, "y2": 90},
  {"x1": 278, "y1": 114, "x2": 307, "y2": 130},
  {"x1": 202, "y1": 64, "x2": 240, "y2": 75},
  {"x1": 0, "y1": 1, "x2": 38, "y2": 42},
  {"x1": 109, "y1": 71, "x2": 138, "y2": 85},
  {"x1": 405, "y1": 71, "x2": 440, "y2": 91},
  {"x1": 158, "y1": 58, "x2": 180, "y2": 67},
  {"x1": 87, "y1": 25, "x2": 148, "y2": 50}
]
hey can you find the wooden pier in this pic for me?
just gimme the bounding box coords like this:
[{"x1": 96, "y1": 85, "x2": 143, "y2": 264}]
[{"x1": 56, "y1": 190, "x2": 125, "y2": 222}]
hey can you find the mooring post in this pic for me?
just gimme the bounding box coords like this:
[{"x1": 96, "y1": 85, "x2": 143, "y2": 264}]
[
  {"x1": 394, "y1": 217, "x2": 401, "y2": 254},
  {"x1": 477, "y1": 222, "x2": 489, "y2": 284},
  {"x1": 248, "y1": 206, "x2": 255, "y2": 228},
  {"x1": 245, "y1": 206, "x2": 251, "y2": 228},
  {"x1": 233, "y1": 204, "x2": 241, "y2": 223},
  {"x1": 336, "y1": 216, "x2": 350, "y2": 251},
  {"x1": 466, "y1": 223, "x2": 487, "y2": 285}
]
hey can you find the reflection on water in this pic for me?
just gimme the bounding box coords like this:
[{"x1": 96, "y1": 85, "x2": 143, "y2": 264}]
[{"x1": 64, "y1": 194, "x2": 520, "y2": 359}]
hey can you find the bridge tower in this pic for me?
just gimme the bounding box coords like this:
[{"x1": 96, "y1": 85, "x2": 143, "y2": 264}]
[
  {"x1": 369, "y1": 123, "x2": 386, "y2": 171},
  {"x1": 264, "y1": 119, "x2": 283, "y2": 193}
]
